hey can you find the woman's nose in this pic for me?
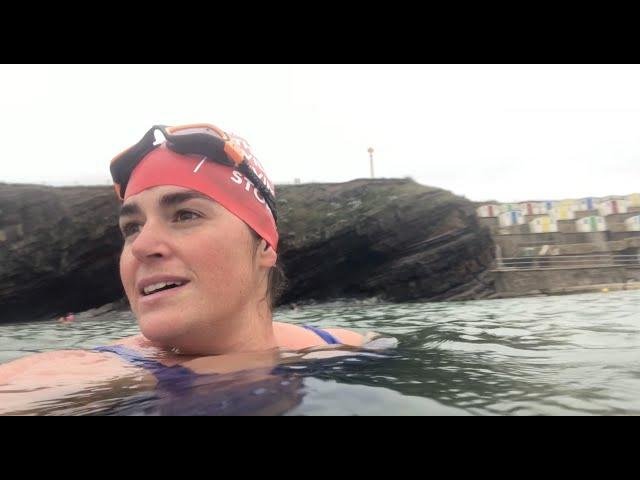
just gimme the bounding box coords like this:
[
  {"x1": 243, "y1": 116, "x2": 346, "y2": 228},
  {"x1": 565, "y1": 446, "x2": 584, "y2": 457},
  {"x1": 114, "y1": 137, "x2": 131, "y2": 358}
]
[{"x1": 130, "y1": 221, "x2": 172, "y2": 262}]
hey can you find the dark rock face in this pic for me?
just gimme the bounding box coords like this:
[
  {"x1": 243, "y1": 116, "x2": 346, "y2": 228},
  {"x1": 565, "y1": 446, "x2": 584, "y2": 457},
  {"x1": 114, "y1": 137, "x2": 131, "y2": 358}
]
[
  {"x1": 0, "y1": 179, "x2": 495, "y2": 323},
  {"x1": 0, "y1": 184, "x2": 124, "y2": 322},
  {"x1": 276, "y1": 179, "x2": 495, "y2": 303}
]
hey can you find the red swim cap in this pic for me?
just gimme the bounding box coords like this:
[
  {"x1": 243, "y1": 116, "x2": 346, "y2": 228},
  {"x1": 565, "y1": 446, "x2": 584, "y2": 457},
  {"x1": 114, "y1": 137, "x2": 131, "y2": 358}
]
[{"x1": 125, "y1": 133, "x2": 278, "y2": 251}]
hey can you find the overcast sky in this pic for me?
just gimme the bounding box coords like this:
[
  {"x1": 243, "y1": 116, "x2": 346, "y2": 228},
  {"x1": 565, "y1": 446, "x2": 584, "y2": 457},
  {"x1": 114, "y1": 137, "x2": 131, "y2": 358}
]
[{"x1": 0, "y1": 64, "x2": 638, "y2": 203}]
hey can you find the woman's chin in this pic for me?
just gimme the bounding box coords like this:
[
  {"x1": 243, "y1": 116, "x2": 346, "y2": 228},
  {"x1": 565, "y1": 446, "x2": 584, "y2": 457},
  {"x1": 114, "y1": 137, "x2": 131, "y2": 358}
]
[{"x1": 137, "y1": 313, "x2": 190, "y2": 344}]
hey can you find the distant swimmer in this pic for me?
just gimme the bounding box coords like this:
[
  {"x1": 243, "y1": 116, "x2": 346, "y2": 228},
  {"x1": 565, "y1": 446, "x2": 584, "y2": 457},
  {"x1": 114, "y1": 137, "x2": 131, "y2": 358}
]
[{"x1": 58, "y1": 313, "x2": 75, "y2": 323}]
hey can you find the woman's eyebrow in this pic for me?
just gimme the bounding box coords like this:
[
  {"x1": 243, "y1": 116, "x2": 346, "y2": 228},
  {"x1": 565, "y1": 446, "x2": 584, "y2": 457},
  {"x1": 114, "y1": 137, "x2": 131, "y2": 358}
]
[
  {"x1": 119, "y1": 202, "x2": 142, "y2": 220},
  {"x1": 159, "y1": 191, "x2": 213, "y2": 209},
  {"x1": 119, "y1": 192, "x2": 212, "y2": 220}
]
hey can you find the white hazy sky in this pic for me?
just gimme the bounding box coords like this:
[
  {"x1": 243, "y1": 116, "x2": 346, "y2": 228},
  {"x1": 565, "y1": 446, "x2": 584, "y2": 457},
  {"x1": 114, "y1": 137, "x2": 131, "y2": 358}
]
[{"x1": 0, "y1": 64, "x2": 638, "y2": 203}]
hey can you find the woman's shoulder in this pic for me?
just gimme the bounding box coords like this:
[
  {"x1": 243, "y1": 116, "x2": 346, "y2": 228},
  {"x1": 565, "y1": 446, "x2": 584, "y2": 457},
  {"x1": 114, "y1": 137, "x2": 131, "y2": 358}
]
[
  {"x1": 319, "y1": 329, "x2": 398, "y2": 350},
  {"x1": 0, "y1": 348, "x2": 132, "y2": 385},
  {"x1": 0, "y1": 342, "x2": 155, "y2": 415},
  {"x1": 317, "y1": 327, "x2": 364, "y2": 346},
  {"x1": 273, "y1": 322, "x2": 364, "y2": 349},
  {"x1": 0, "y1": 335, "x2": 157, "y2": 381}
]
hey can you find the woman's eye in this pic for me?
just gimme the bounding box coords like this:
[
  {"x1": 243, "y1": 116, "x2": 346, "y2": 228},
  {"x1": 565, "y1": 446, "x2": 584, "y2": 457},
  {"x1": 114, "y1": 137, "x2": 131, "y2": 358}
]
[
  {"x1": 121, "y1": 222, "x2": 141, "y2": 238},
  {"x1": 176, "y1": 210, "x2": 201, "y2": 222}
]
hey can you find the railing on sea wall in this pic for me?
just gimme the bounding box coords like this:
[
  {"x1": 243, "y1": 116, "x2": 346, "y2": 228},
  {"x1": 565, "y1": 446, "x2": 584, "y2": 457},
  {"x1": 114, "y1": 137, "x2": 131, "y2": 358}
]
[{"x1": 494, "y1": 254, "x2": 640, "y2": 270}]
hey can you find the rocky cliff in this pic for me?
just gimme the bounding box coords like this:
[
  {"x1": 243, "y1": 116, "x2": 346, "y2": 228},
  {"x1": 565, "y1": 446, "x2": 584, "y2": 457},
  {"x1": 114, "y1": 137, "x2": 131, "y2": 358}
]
[{"x1": 0, "y1": 179, "x2": 495, "y2": 323}]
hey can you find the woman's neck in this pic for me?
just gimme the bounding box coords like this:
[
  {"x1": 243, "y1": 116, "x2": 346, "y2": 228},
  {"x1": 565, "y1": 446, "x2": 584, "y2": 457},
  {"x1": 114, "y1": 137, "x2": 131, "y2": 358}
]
[{"x1": 168, "y1": 298, "x2": 276, "y2": 355}]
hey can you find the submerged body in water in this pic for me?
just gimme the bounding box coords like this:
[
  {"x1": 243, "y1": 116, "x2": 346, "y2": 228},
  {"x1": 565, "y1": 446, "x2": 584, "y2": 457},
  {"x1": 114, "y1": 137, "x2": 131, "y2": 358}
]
[{"x1": 0, "y1": 328, "x2": 396, "y2": 416}]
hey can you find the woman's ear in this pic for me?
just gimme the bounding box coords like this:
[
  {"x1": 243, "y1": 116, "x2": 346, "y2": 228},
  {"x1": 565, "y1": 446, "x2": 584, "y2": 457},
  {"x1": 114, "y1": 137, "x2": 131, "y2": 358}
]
[{"x1": 258, "y1": 240, "x2": 277, "y2": 268}]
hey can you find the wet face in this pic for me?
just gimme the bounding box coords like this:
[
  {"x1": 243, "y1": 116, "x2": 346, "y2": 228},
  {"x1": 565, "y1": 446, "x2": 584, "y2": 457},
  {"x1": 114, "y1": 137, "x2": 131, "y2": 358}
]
[{"x1": 118, "y1": 186, "x2": 264, "y2": 347}]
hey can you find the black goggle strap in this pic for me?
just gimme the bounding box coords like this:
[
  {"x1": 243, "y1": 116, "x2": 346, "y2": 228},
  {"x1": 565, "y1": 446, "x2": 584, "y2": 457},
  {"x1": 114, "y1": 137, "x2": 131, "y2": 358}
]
[{"x1": 237, "y1": 159, "x2": 278, "y2": 224}]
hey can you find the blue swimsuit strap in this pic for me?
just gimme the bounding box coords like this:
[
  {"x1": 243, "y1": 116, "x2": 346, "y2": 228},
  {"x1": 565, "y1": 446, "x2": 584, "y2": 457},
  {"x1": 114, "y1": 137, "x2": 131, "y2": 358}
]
[
  {"x1": 92, "y1": 345, "x2": 194, "y2": 384},
  {"x1": 302, "y1": 325, "x2": 341, "y2": 345}
]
